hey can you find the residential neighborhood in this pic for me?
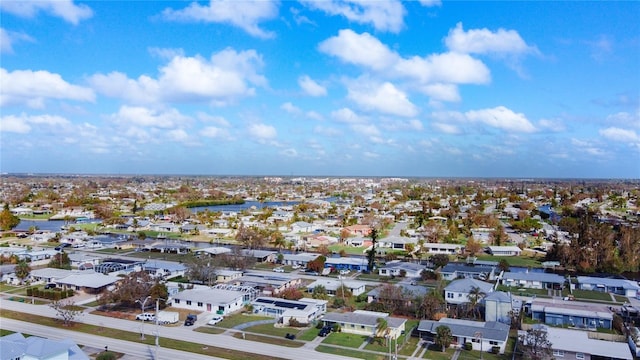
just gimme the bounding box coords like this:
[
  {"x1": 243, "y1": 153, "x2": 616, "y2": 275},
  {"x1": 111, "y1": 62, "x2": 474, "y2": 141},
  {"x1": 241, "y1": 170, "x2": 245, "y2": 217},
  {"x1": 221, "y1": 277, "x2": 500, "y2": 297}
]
[{"x1": 0, "y1": 175, "x2": 639, "y2": 360}]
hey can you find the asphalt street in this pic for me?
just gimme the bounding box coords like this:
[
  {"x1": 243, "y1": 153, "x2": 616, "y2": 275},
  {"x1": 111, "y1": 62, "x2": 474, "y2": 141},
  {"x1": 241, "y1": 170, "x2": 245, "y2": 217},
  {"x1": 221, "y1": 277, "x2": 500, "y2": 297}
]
[{"x1": 0, "y1": 299, "x2": 357, "y2": 360}]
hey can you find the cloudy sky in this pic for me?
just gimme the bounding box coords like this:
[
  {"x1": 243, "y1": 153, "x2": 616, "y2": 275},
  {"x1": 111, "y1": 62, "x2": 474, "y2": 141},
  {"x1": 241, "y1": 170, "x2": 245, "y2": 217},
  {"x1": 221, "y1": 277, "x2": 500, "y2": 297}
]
[{"x1": 1, "y1": 0, "x2": 638, "y2": 178}]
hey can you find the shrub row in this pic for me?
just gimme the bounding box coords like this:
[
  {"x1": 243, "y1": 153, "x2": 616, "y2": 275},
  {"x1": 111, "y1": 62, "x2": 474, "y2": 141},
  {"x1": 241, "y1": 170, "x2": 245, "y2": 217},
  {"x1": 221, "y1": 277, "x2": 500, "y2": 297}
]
[{"x1": 26, "y1": 287, "x2": 74, "y2": 300}]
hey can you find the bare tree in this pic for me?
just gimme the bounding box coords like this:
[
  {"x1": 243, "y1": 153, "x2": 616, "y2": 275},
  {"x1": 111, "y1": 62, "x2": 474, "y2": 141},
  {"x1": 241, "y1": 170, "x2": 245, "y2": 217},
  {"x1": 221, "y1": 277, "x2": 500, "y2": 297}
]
[
  {"x1": 50, "y1": 299, "x2": 83, "y2": 326},
  {"x1": 519, "y1": 327, "x2": 553, "y2": 360}
]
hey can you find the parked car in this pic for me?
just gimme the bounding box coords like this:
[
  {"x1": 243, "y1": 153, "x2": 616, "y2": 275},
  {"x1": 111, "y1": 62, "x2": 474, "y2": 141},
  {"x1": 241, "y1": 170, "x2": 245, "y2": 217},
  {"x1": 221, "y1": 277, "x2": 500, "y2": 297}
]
[
  {"x1": 44, "y1": 283, "x2": 56, "y2": 289},
  {"x1": 285, "y1": 333, "x2": 296, "y2": 340},
  {"x1": 136, "y1": 312, "x2": 156, "y2": 321},
  {"x1": 184, "y1": 314, "x2": 197, "y2": 326},
  {"x1": 273, "y1": 267, "x2": 285, "y2": 273},
  {"x1": 291, "y1": 264, "x2": 301, "y2": 269},
  {"x1": 318, "y1": 325, "x2": 332, "y2": 337},
  {"x1": 339, "y1": 269, "x2": 350, "y2": 275},
  {"x1": 54, "y1": 243, "x2": 71, "y2": 251},
  {"x1": 207, "y1": 315, "x2": 224, "y2": 325}
]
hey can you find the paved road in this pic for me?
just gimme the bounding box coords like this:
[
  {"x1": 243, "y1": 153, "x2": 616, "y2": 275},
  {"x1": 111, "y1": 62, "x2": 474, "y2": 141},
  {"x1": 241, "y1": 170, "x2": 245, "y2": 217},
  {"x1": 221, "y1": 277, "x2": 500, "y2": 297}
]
[
  {"x1": 1, "y1": 318, "x2": 225, "y2": 360},
  {"x1": 0, "y1": 299, "x2": 357, "y2": 360}
]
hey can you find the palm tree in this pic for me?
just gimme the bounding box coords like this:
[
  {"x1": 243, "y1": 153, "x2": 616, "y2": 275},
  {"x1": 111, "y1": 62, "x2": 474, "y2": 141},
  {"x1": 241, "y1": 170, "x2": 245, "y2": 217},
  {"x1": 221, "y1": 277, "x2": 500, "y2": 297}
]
[
  {"x1": 376, "y1": 317, "x2": 390, "y2": 346},
  {"x1": 271, "y1": 231, "x2": 286, "y2": 252},
  {"x1": 435, "y1": 325, "x2": 453, "y2": 352},
  {"x1": 468, "y1": 286, "x2": 486, "y2": 319}
]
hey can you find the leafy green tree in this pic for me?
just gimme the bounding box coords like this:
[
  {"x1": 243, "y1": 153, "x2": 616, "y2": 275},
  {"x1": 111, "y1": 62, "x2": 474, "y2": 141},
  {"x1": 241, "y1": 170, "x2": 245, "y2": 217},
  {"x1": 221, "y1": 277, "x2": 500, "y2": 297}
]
[
  {"x1": 498, "y1": 258, "x2": 510, "y2": 272},
  {"x1": 149, "y1": 281, "x2": 168, "y2": 308},
  {"x1": 15, "y1": 260, "x2": 31, "y2": 284},
  {"x1": 0, "y1": 204, "x2": 20, "y2": 231},
  {"x1": 429, "y1": 254, "x2": 450, "y2": 269},
  {"x1": 435, "y1": 325, "x2": 453, "y2": 352},
  {"x1": 312, "y1": 285, "x2": 328, "y2": 300}
]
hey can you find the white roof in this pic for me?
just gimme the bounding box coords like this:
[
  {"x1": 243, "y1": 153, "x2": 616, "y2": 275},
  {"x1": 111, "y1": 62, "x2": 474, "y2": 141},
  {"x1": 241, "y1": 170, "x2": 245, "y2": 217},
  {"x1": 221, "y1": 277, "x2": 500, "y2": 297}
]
[
  {"x1": 531, "y1": 326, "x2": 633, "y2": 359},
  {"x1": 174, "y1": 288, "x2": 244, "y2": 304},
  {"x1": 57, "y1": 273, "x2": 120, "y2": 288}
]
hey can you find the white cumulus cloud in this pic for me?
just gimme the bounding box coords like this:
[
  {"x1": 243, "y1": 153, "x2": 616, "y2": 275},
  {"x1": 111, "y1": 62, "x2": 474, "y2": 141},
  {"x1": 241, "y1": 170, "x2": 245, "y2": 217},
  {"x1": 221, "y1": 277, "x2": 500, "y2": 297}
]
[
  {"x1": 298, "y1": 75, "x2": 327, "y2": 96},
  {"x1": 465, "y1": 106, "x2": 536, "y2": 133},
  {"x1": 162, "y1": 0, "x2": 279, "y2": 39},
  {"x1": 110, "y1": 106, "x2": 190, "y2": 129},
  {"x1": 303, "y1": 0, "x2": 406, "y2": 33},
  {"x1": 319, "y1": 29, "x2": 399, "y2": 70},
  {"x1": 347, "y1": 80, "x2": 418, "y2": 117},
  {"x1": 89, "y1": 49, "x2": 266, "y2": 105},
  {"x1": 0, "y1": 113, "x2": 70, "y2": 133},
  {"x1": 0, "y1": 0, "x2": 93, "y2": 24},
  {"x1": 445, "y1": 22, "x2": 537, "y2": 56},
  {"x1": 600, "y1": 127, "x2": 640, "y2": 143},
  {"x1": 248, "y1": 123, "x2": 277, "y2": 140},
  {"x1": 0, "y1": 68, "x2": 95, "y2": 108}
]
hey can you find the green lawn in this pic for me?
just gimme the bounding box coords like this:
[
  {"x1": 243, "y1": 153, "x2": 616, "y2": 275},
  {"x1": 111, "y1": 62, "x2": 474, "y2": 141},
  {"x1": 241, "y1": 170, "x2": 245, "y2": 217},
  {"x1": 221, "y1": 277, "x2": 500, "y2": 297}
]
[
  {"x1": 397, "y1": 335, "x2": 420, "y2": 356},
  {"x1": 0, "y1": 310, "x2": 286, "y2": 360},
  {"x1": 422, "y1": 344, "x2": 455, "y2": 359},
  {"x1": 475, "y1": 254, "x2": 543, "y2": 268},
  {"x1": 298, "y1": 327, "x2": 321, "y2": 341},
  {"x1": 231, "y1": 332, "x2": 304, "y2": 348},
  {"x1": 613, "y1": 295, "x2": 628, "y2": 303},
  {"x1": 571, "y1": 289, "x2": 615, "y2": 302},
  {"x1": 328, "y1": 244, "x2": 369, "y2": 255},
  {"x1": 321, "y1": 331, "x2": 368, "y2": 348},
  {"x1": 0, "y1": 283, "x2": 20, "y2": 292},
  {"x1": 315, "y1": 345, "x2": 386, "y2": 360},
  {"x1": 214, "y1": 313, "x2": 272, "y2": 329},
  {"x1": 243, "y1": 323, "x2": 296, "y2": 337}
]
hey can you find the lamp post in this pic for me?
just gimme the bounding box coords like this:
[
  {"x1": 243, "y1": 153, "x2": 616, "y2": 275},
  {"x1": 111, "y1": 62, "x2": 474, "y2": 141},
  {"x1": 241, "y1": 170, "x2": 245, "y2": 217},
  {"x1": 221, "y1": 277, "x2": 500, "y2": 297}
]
[
  {"x1": 135, "y1": 296, "x2": 152, "y2": 340},
  {"x1": 155, "y1": 297, "x2": 167, "y2": 359}
]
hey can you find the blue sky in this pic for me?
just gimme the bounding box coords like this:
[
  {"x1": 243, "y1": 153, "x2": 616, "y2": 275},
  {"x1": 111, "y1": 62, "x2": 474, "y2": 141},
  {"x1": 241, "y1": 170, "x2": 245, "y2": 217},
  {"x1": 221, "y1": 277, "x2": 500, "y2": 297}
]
[{"x1": 1, "y1": 0, "x2": 638, "y2": 178}]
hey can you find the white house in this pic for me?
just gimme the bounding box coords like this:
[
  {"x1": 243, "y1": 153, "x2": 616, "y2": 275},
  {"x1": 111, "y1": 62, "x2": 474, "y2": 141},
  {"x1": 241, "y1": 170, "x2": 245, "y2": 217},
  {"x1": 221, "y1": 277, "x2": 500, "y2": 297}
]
[
  {"x1": 307, "y1": 278, "x2": 367, "y2": 296},
  {"x1": 444, "y1": 278, "x2": 494, "y2": 305},
  {"x1": 576, "y1": 276, "x2": 640, "y2": 298},
  {"x1": 378, "y1": 260, "x2": 425, "y2": 278},
  {"x1": 172, "y1": 288, "x2": 245, "y2": 315},
  {"x1": 322, "y1": 310, "x2": 407, "y2": 339},
  {"x1": 422, "y1": 243, "x2": 463, "y2": 255},
  {"x1": 417, "y1": 318, "x2": 510, "y2": 354},
  {"x1": 251, "y1": 296, "x2": 327, "y2": 325},
  {"x1": 486, "y1": 246, "x2": 522, "y2": 256}
]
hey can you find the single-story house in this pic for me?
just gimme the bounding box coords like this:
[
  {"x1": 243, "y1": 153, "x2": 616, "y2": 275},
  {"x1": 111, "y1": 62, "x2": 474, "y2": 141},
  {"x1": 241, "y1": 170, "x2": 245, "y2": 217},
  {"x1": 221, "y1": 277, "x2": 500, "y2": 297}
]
[
  {"x1": 30, "y1": 268, "x2": 78, "y2": 284},
  {"x1": 322, "y1": 310, "x2": 406, "y2": 339},
  {"x1": 378, "y1": 260, "x2": 425, "y2": 278},
  {"x1": 576, "y1": 276, "x2": 640, "y2": 298},
  {"x1": 528, "y1": 299, "x2": 613, "y2": 330},
  {"x1": 291, "y1": 221, "x2": 315, "y2": 233},
  {"x1": 307, "y1": 278, "x2": 367, "y2": 297},
  {"x1": 486, "y1": 246, "x2": 522, "y2": 256},
  {"x1": 422, "y1": 243, "x2": 463, "y2": 255},
  {"x1": 215, "y1": 269, "x2": 243, "y2": 283},
  {"x1": 417, "y1": 318, "x2": 510, "y2": 354},
  {"x1": 239, "y1": 249, "x2": 277, "y2": 263},
  {"x1": 142, "y1": 259, "x2": 186, "y2": 280},
  {"x1": 1, "y1": 332, "x2": 89, "y2": 360},
  {"x1": 67, "y1": 253, "x2": 102, "y2": 269},
  {"x1": 440, "y1": 263, "x2": 497, "y2": 281},
  {"x1": 23, "y1": 249, "x2": 58, "y2": 264},
  {"x1": 444, "y1": 278, "x2": 494, "y2": 305},
  {"x1": 281, "y1": 252, "x2": 319, "y2": 267},
  {"x1": 500, "y1": 272, "x2": 566, "y2": 290},
  {"x1": 230, "y1": 272, "x2": 302, "y2": 296},
  {"x1": 172, "y1": 288, "x2": 245, "y2": 315},
  {"x1": 324, "y1": 256, "x2": 369, "y2": 272},
  {"x1": 378, "y1": 235, "x2": 418, "y2": 251},
  {"x1": 193, "y1": 247, "x2": 232, "y2": 257},
  {"x1": 520, "y1": 325, "x2": 633, "y2": 360},
  {"x1": 0, "y1": 264, "x2": 18, "y2": 284},
  {"x1": 251, "y1": 296, "x2": 327, "y2": 325},
  {"x1": 56, "y1": 272, "x2": 120, "y2": 294},
  {"x1": 344, "y1": 224, "x2": 372, "y2": 237}
]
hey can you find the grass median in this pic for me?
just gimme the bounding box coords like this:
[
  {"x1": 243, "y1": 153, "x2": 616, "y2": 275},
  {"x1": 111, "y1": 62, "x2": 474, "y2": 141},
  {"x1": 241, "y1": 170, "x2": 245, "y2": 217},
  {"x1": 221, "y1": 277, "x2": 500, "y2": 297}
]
[{"x1": 0, "y1": 310, "x2": 286, "y2": 360}]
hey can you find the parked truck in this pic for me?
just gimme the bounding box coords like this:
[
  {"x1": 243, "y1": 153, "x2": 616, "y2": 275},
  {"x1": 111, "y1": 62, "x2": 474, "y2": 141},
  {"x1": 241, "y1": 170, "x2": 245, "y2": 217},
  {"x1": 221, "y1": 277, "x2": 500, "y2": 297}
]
[{"x1": 156, "y1": 311, "x2": 179, "y2": 325}]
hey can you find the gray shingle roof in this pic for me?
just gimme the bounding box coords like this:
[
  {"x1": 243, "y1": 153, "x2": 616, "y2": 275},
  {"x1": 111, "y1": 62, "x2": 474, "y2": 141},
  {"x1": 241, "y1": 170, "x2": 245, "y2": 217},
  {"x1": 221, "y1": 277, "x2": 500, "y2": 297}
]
[
  {"x1": 444, "y1": 278, "x2": 494, "y2": 293},
  {"x1": 418, "y1": 318, "x2": 509, "y2": 342}
]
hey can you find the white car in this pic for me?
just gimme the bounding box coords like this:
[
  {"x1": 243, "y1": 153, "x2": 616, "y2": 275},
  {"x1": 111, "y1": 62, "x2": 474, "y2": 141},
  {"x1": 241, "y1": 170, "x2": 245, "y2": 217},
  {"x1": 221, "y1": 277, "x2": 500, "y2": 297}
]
[
  {"x1": 273, "y1": 267, "x2": 285, "y2": 273},
  {"x1": 339, "y1": 269, "x2": 350, "y2": 275},
  {"x1": 136, "y1": 312, "x2": 155, "y2": 321},
  {"x1": 208, "y1": 315, "x2": 224, "y2": 325}
]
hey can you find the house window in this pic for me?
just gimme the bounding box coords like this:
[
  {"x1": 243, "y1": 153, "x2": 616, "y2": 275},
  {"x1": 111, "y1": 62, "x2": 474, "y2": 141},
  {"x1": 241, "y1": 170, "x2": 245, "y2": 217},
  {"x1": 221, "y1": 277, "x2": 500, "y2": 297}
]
[
  {"x1": 553, "y1": 350, "x2": 564, "y2": 357},
  {"x1": 174, "y1": 299, "x2": 180, "y2": 304},
  {"x1": 361, "y1": 325, "x2": 365, "y2": 329},
  {"x1": 447, "y1": 293, "x2": 453, "y2": 299},
  {"x1": 458, "y1": 293, "x2": 462, "y2": 297},
  {"x1": 197, "y1": 302, "x2": 203, "y2": 307},
  {"x1": 489, "y1": 341, "x2": 498, "y2": 345},
  {"x1": 186, "y1": 300, "x2": 192, "y2": 305},
  {"x1": 575, "y1": 353, "x2": 584, "y2": 360}
]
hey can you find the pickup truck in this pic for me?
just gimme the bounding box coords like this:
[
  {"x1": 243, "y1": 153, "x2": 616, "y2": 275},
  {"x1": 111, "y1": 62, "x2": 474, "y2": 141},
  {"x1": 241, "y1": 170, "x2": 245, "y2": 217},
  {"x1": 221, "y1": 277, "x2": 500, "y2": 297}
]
[
  {"x1": 136, "y1": 312, "x2": 155, "y2": 321},
  {"x1": 184, "y1": 314, "x2": 197, "y2": 326}
]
